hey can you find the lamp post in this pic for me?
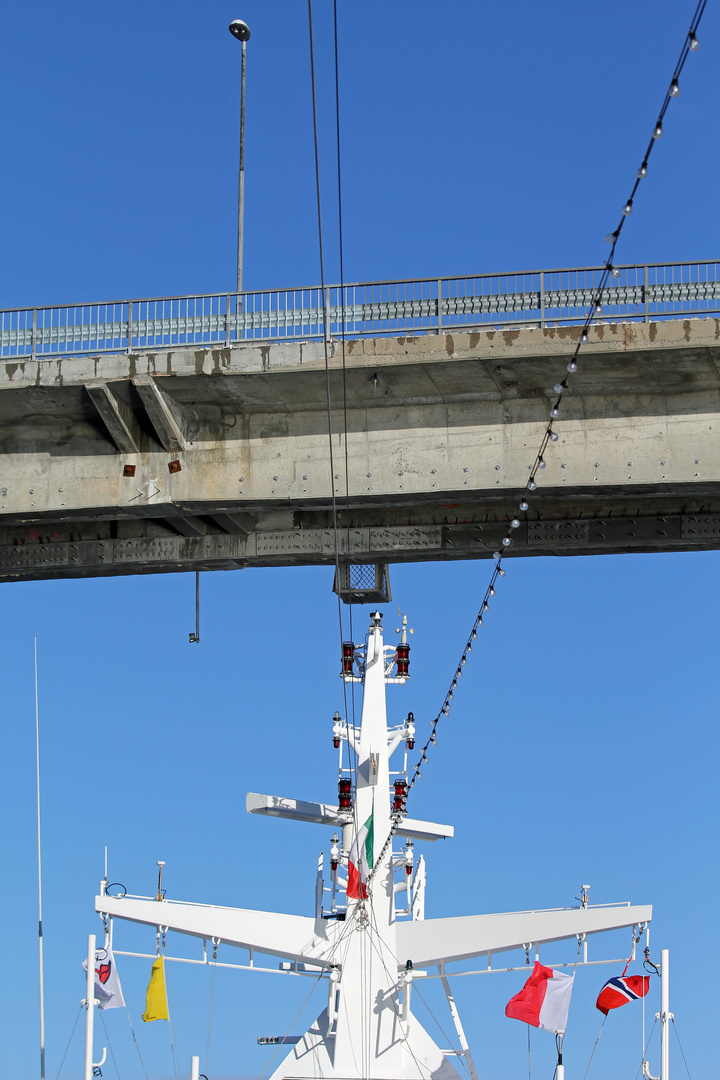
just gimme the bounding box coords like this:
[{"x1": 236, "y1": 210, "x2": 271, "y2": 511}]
[{"x1": 229, "y1": 19, "x2": 251, "y2": 295}]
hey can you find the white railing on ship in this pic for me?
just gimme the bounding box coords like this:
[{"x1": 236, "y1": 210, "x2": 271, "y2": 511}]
[{"x1": 2, "y1": 259, "x2": 718, "y2": 360}]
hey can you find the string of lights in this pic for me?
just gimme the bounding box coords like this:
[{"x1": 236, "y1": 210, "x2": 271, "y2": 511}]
[{"x1": 367, "y1": 0, "x2": 707, "y2": 891}]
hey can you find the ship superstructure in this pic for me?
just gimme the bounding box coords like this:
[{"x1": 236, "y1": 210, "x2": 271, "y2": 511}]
[{"x1": 95, "y1": 610, "x2": 652, "y2": 1080}]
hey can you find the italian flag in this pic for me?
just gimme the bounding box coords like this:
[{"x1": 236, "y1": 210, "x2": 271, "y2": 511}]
[{"x1": 346, "y1": 813, "x2": 374, "y2": 900}]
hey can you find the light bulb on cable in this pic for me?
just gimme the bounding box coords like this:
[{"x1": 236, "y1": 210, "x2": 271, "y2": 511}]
[
  {"x1": 528, "y1": 478, "x2": 537, "y2": 491},
  {"x1": 567, "y1": 360, "x2": 578, "y2": 373},
  {"x1": 549, "y1": 430, "x2": 559, "y2": 442},
  {"x1": 554, "y1": 382, "x2": 565, "y2": 394},
  {"x1": 550, "y1": 406, "x2": 560, "y2": 419},
  {"x1": 538, "y1": 457, "x2": 546, "y2": 469},
  {"x1": 637, "y1": 161, "x2": 648, "y2": 179},
  {"x1": 670, "y1": 78, "x2": 681, "y2": 97},
  {"x1": 653, "y1": 121, "x2": 663, "y2": 139},
  {"x1": 519, "y1": 499, "x2": 529, "y2": 511},
  {"x1": 489, "y1": 585, "x2": 495, "y2": 596},
  {"x1": 623, "y1": 200, "x2": 633, "y2": 216},
  {"x1": 502, "y1": 536, "x2": 512, "y2": 547},
  {"x1": 580, "y1": 331, "x2": 588, "y2": 344},
  {"x1": 606, "y1": 231, "x2": 618, "y2": 244},
  {"x1": 510, "y1": 518, "x2": 520, "y2": 528},
  {"x1": 689, "y1": 31, "x2": 700, "y2": 50},
  {"x1": 612, "y1": 265, "x2": 621, "y2": 277},
  {"x1": 498, "y1": 566, "x2": 506, "y2": 576}
]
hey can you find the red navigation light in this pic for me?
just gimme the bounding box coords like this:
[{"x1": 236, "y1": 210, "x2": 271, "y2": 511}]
[
  {"x1": 338, "y1": 777, "x2": 353, "y2": 810},
  {"x1": 333, "y1": 737, "x2": 341, "y2": 749},
  {"x1": 393, "y1": 779, "x2": 408, "y2": 813},
  {"x1": 396, "y1": 642, "x2": 410, "y2": 676},
  {"x1": 406, "y1": 864, "x2": 413, "y2": 875},
  {"x1": 341, "y1": 642, "x2": 355, "y2": 675}
]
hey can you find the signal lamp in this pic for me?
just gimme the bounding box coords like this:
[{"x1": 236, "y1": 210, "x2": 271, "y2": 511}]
[
  {"x1": 338, "y1": 777, "x2": 353, "y2": 810},
  {"x1": 396, "y1": 642, "x2": 410, "y2": 676},
  {"x1": 341, "y1": 642, "x2": 354, "y2": 675},
  {"x1": 393, "y1": 779, "x2": 408, "y2": 813}
]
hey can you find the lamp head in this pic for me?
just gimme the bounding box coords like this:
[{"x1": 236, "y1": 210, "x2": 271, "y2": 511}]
[{"x1": 229, "y1": 19, "x2": 251, "y2": 42}]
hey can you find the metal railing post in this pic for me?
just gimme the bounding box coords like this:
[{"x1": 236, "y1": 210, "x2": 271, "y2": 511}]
[
  {"x1": 226, "y1": 294, "x2": 232, "y2": 346},
  {"x1": 644, "y1": 265, "x2": 649, "y2": 323},
  {"x1": 31, "y1": 308, "x2": 37, "y2": 363},
  {"x1": 437, "y1": 279, "x2": 443, "y2": 335},
  {"x1": 127, "y1": 301, "x2": 133, "y2": 352},
  {"x1": 540, "y1": 272, "x2": 545, "y2": 329}
]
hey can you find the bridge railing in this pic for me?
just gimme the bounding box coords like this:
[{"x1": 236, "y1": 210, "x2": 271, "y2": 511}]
[{"x1": 2, "y1": 260, "x2": 719, "y2": 360}]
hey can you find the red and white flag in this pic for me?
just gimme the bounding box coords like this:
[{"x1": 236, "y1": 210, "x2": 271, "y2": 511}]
[
  {"x1": 505, "y1": 961, "x2": 574, "y2": 1034},
  {"x1": 346, "y1": 813, "x2": 374, "y2": 900},
  {"x1": 82, "y1": 944, "x2": 125, "y2": 1010}
]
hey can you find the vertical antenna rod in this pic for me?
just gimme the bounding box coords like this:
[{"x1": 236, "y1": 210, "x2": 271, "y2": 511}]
[{"x1": 35, "y1": 635, "x2": 46, "y2": 1080}]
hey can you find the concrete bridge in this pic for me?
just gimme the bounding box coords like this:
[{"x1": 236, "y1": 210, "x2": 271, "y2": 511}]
[{"x1": 1, "y1": 264, "x2": 719, "y2": 583}]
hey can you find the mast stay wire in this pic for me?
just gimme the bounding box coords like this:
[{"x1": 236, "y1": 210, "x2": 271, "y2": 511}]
[
  {"x1": 332, "y1": 0, "x2": 360, "y2": 775},
  {"x1": 366, "y1": 0, "x2": 708, "y2": 892},
  {"x1": 307, "y1": 0, "x2": 361, "y2": 856}
]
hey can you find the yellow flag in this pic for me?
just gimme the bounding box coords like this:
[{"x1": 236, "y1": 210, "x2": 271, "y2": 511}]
[{"x1": 142, "y1": 956, "x2": 169, "y2": 1022}]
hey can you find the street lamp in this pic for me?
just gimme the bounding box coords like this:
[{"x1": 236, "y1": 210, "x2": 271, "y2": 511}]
[{"x1": 229, "y1": 19, "x2": 251, "y2": 295}]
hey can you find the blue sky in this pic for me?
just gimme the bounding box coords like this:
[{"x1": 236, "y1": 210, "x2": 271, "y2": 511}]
[{"x1": 1, "y1": 2, "x2": 718, "y2": 1079}]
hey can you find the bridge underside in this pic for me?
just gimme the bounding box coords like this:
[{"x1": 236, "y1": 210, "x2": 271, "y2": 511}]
[{"x1": 1, "y1": 319, "x2": 719, "y2": 583}]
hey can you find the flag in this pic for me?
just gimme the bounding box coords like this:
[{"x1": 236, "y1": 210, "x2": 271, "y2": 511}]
[
  {"x1": 142, "y1": 956, "x2": 169, "y2": 1022},
  {"x1": 505, "y1": 961, "x2": 575, "y2": 1034},
  {"x1": 596, "y1": 974, "x2": 650, "y2": 1015},
  {"x1": 347, "y1": 813, "x2": 374, "y2": 900},
  {"x1": 82, "y1": 944, "x2": 125, "y2": 1010}
]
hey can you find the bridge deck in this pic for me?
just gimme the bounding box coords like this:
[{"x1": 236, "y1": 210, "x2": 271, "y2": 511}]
[{"x1": 1, "y1": 312, "x2": 719, "y2": 583}]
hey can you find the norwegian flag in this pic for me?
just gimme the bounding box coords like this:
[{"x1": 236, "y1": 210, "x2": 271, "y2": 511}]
[{"x1": 596, "y1": 974, "x2": 650, "y2": 1015}]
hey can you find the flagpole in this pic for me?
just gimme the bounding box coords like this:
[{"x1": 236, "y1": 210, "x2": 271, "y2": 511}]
[
  {"x1": 84, "y1": 934, "x2": 96, "y2": 1080},
  {"x1": 34, "y1": 636, "x2": 46, "y2": 1080}
]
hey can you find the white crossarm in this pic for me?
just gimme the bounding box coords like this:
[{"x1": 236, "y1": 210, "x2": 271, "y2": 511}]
[
  {"x1": 246, "y1": 792, "x2": 453, "y2": 841},
  {"x1": 395, "y1": 903, "x2": 652, "y2": 968},
  {"x1": 96, "y1": 895, "x2": 337, "y2": 966}
]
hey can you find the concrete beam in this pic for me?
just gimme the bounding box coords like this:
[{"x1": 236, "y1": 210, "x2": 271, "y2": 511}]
[
  {"x1": 133, "y1": 375, "x2": 187, "y2": 453},
  {"x1": 85, "y1": 382, "x2": 142, "y2": 453},
  {"x1": 210, "y1": 512, "x2": 256, "y2": 535}
]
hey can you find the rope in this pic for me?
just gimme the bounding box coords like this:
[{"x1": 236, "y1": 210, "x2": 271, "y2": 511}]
[
  {"x1": 582, "y1": 1015, "x2": 607, "y2": 1080},
  {"x1": 123, "y1": 1007, "x2": 149, "y2": 1080},
  {"x1": 164, "y1": 958, "x2": 180, "y2": 1078},
  {"x1": 672, "y1": 1018, "x2": 693, "y2": 1080},
  {"x1": 53, "y1": 1004, "x2": 82, "y2": 1079},
  {"x1": 99, "y1": 1010, "x2": 121, "y2": 1079},
  {"x1": 256, "y1": 908, "x2": 361, "y2": 1080},
  {"x1": 633, "y1": 1018, "x2": 658, "y2": 1080}
]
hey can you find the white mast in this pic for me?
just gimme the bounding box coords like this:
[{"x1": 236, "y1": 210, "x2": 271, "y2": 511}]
[
  {"x1": 660, "y1": 949, "x2": 671, "y2": 1080},
  {"x1": 96, "y1": 610, "x2": 652, "y2": 1080}
]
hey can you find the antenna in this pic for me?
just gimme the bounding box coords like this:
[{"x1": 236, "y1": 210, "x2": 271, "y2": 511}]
[
  {"x1": 35, "y1": 635, "x2": 46, "y2": 1080},
  {"x1": 156, "y1": 861, "x2": 166, "y2": 902}
]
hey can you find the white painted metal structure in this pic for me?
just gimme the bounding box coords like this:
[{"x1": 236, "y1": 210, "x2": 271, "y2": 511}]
[{"x1": 94, "y1": 611, "x2": 654, "y2": 1079}]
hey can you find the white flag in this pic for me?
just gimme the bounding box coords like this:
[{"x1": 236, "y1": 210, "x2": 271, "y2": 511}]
[{"x1": 82, "y1": 944, "x2": 125, "y2": 1010}]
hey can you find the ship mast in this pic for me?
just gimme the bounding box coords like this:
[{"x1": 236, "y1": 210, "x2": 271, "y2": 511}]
[{"x1": 96, "y1": 609, "x2": 653, "y2": 1080}]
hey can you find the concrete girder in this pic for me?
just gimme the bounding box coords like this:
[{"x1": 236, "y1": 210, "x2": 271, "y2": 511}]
[{"x1": 1, "y1": 318, "x2": 719, "y2": 582}]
